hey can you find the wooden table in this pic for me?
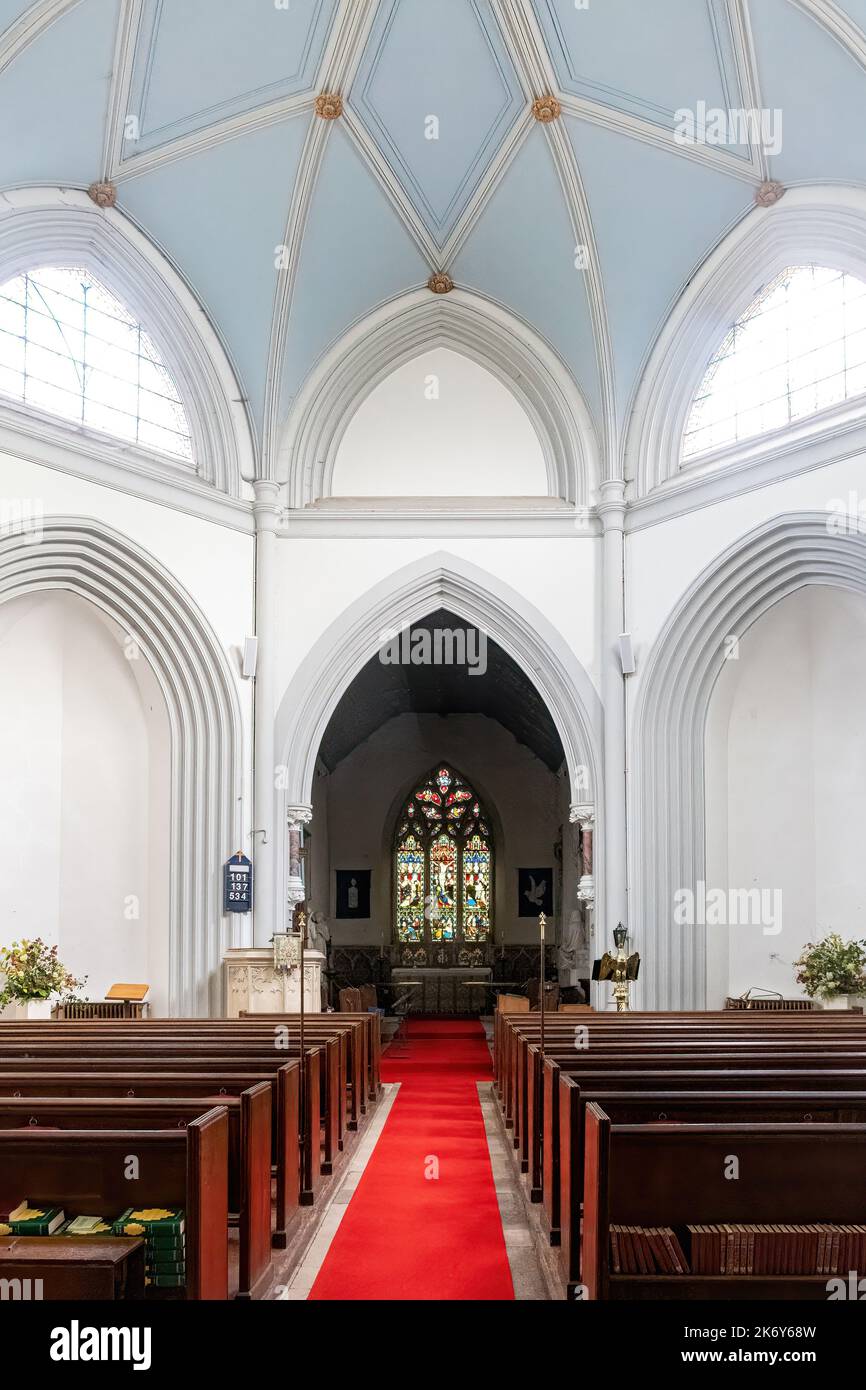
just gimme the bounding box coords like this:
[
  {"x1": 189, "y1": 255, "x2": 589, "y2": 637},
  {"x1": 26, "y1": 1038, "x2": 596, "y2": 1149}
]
[{"x1": 0, "y1": 1236, "x2": 146, "y2": 1299}]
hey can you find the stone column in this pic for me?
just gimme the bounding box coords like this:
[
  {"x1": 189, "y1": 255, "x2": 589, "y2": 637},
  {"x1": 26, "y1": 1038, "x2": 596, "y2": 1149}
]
[
  {"x1": 286, "y1": 804, "x2": 313, "y2": 922},
  {"x1": 597, "y1": 479, "x2": 629, "y2": 945},
  {"x1": 571, "y1": 803, "x2": 595, "y2": 980},
  {"x1": 252, "y1": 481, "x2": 281, "y2": 947}
]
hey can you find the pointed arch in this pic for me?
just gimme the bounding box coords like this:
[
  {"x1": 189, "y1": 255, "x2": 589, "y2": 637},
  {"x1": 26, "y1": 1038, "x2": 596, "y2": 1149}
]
[
  {"x1": 627, "y1": 186, "x2": 866, "y2": 500},
  {"x1": 0, "y1": 188, "x2": 255, "y2": 494},
  {"x1": 631, "y1": 513, "x2": 866, "y2": 1010},
  {"x1": 274, "y1": 549, "x2": 604, "y2": 930},
  {"x1": 0, "y1": 517, "x2": 244, "y2": 1015},
  {"x1": 278, "y1": 288, "x2": 600, "y2": 507}
]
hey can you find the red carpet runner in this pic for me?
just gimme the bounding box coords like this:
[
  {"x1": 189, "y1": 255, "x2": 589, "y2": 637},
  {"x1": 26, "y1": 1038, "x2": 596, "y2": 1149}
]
[{"x1": 308, "y1": 1018, "x2": 515, "y2": 1300}]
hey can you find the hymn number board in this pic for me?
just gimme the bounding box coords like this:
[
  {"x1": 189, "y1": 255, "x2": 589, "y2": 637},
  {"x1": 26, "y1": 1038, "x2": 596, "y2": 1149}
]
[{"x1": 223, "y1": 852, "x2": 253, "y2": 914}]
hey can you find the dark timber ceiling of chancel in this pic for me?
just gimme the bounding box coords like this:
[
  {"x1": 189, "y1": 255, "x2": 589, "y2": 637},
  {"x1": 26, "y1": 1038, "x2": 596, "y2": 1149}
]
[{"x1": 317, "y1": 609, "x2": 565, "y2": 773}]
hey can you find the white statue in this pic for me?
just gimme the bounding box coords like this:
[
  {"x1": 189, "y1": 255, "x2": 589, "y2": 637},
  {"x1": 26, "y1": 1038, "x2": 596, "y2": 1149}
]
[{"x1": 307, "y1": 909, "x2": 331, "y2": 956}]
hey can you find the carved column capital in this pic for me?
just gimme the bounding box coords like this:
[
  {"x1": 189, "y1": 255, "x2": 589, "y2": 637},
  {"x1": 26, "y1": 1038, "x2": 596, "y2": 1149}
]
[
  {"x1": 286, "y1": 804, "x2": 313, "y2": 830},
  {"x1": 570, "y1": 803, "x2": 595, "y2": 829}
]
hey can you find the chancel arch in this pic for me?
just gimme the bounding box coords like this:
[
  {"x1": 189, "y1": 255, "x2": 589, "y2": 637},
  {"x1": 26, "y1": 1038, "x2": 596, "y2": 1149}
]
[
  {"x1": 0, "y1": 517, "x2": 243, "y2": 1015},
  {"x1": 631, "y1": 512, "x2": 866, "y2": 1011}
]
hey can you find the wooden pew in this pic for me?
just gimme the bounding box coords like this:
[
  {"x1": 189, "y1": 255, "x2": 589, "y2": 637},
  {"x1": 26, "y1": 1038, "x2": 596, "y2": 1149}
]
[
  {"x1": 0, "y1": 1092, "x2": 271, "y2": 1300},
  {"x1": 0, "y1": 1063, "x2": 303, "y2": 1238},
  {"x1": 559, "y1": 1081, "x2": 866, "y2": 1296},
  {"x1": 0, "y1": 1028, "x2": 341, "y2": 1173},
  {"x1": 0, "y1": 1107, "x2": 230, "y2": 1299},
  {"x1": 582, "y1": 1106, "x2": 866, "y2": 1299}
]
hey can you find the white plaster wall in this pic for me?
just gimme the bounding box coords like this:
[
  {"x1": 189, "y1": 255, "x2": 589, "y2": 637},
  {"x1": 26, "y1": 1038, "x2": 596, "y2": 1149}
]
[
  {"x1": 274, "y1": 536, "x2": 602, "y2": 713},
  {"x1": 331, "y1": 348, "x2": 549, "y2": 497},
  {"x1": 0, "y1": 449, "x2": 256, "y2": 850},
  {"x1": 704, "y1": 586, "x2": 866, "y2": 1006},
  {"x1": 0, "y1": 591, "x2": 171, "y2": 1012},
  {"x1": 307, "y1": 712, "x2": 563, "y2": 950},
  {"x1": 626, "y1": 451, "x2": 866, "y2": 686}
]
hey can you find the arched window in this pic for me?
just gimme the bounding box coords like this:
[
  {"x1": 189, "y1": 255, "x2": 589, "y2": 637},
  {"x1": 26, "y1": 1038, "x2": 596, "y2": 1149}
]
[
  {"x1": 394, "y1": 765, "x2": 493, "y2": 944},
  {"x1": 683, "y1": 265, "x2": 866, "y2": 459},
  {"x1": 0, "y1": 266, "x2": 192, "y2": 460}
]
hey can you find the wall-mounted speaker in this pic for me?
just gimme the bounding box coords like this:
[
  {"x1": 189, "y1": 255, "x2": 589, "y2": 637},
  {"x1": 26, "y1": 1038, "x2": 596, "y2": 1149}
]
[
  {"x1": 618, "y1": 632, "x2": 636, "y2": 675},
  {"x1": 242, "y1": 636, "x2": 258, "y2": 680}
]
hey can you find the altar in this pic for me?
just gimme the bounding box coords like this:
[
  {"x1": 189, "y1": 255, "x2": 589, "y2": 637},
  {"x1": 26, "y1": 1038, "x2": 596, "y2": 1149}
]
[{"x1": 391, "y1": 966, "x2": 492, "y2": 1015}]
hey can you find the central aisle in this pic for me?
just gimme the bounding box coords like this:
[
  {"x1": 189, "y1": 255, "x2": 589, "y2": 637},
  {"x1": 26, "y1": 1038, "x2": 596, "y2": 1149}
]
[{"x1": 308, "y1": 1018, "x2": 515, "y2": 1301}]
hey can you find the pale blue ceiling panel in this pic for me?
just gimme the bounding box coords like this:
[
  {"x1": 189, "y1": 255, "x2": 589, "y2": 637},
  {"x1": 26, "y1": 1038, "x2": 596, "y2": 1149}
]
[
  {"x1": 124, "y1": 0, "x2": 337, "y2": 155},
  {"x1": 566, "y1": 115, "x2": 751, "y2": 426},
  {"x1": 833, "y1": 1, "x2": 866, "y2": 33},
  {"x1": 0, "y1": 0, "x2": 119, "y2": 189},
  {"x1": 533, "y1": 0, "x2": 747, "y2": 149},
  {"x1": 0, "y1": 2, "x2": 40, "y2": 35},
  {"x1": 750, "y1": 0, "x2": 866, "y2": 186},
  {"x1": 279, "y1": 126, "x2": 429, "y2": 419},
  {"x1": 120, "y1": 115, "x2": 308, "y2": 438},
  {"x1": 453, "y1": 125, "x2": 602, "y2": 428},
  {"x1": 351, "y1": 0, "x2": 524, "y2": 246}
]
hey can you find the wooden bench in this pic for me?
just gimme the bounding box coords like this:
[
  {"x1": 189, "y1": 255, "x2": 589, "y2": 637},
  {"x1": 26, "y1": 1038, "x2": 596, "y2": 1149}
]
[
  {"x1": 0, "y1": 1092, "x2": 271, "y2": 1299},
  {"x1": 0, "y1": 1063, "x2": 302, "y2": 1240},
  {"x1": 0, "y1": 1041, "x2": 319, "y2": 1204},
  {"x1": 582, "y1": 1106, "x2": 866, "y2": 1299},
  {"x1": 0, "y1": 1106, "x2": 229, "y2": 1299},
  {"x1": 559, "y1": 1082, "x2": 866, "y2": 1296}
]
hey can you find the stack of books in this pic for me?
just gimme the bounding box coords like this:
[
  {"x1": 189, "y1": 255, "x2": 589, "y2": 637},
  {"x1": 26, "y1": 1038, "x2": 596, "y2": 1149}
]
[
  {"x1": 609, "y1": 1225, "x2": 689, "y2": 1273},
  {"x1": 687, "y1": 1223, "x2": 866, "y2": 1275},
  {"x1": 58, "y1": 1215, "x2": 114, "y2": 1236},
  {"x1": 0, "y1": 1201, "x2": 65, "y2": 1236},
  {"x1": 113, "y1": 1207, "x2": 186, "y2": 1288}
]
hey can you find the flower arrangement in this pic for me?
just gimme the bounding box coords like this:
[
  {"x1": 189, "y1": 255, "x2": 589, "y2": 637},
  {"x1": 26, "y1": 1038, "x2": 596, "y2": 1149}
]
[
  {"x1": 794, "y1": 933, "x2": 866, "y2": 1001},
  {"x1": 0, "y1": 938, "x2": 86, "y2": 1008}
]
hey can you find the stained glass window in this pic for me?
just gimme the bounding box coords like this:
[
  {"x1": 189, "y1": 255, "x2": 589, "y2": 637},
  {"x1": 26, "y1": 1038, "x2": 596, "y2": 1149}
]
[
  {"x1": 396, "y1": 834, "x2": 425, "y2": 942},
  {"x1": 393, "y1": 766, "x2": 494, "y2": 943}
]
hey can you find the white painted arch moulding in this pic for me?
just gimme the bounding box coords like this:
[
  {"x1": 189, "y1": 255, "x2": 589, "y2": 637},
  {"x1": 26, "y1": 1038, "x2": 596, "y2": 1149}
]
[
  {"x1": 626, "y1": 186, "x2": 866, "y2": 500},
  {"x1": 0, "y1": 188, "x2": 255, "y2": 495},
  {"x1": 273, "y1": 549, "x2": 605, "y2": 928},
  {"x1": 0, "y1": 517, "x2": 244, "y2": 1016},
  {"x1": 630, "y1": 513, "x2": 866, "y2": 1011},
  {"x1": 277, "y1": 288, "x2": 601, "y2": 508}
]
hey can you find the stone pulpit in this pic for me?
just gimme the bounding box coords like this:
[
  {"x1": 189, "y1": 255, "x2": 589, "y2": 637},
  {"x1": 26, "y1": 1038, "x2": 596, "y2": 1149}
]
[{"x1": 222, "y1": 946, "x2": 325, "y2": 1016}]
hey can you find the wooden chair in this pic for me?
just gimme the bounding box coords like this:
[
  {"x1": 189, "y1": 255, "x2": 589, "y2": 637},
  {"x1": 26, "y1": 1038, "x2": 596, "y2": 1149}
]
[
  {"x1": 358, "y1": 984, "x2": 378, "y2": 1011},
  {"x1": 339, "y1": 987, "x2": 361, "y2": 1013},
  {"x1": 496, "y1": 993, "x2": 530, "y2": 1014}
]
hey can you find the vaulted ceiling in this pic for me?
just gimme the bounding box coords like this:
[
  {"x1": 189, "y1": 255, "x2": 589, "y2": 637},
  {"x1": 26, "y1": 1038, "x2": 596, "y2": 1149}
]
[{"x1": 2, "y1": 0, "x2": 865, "y2": 477}]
